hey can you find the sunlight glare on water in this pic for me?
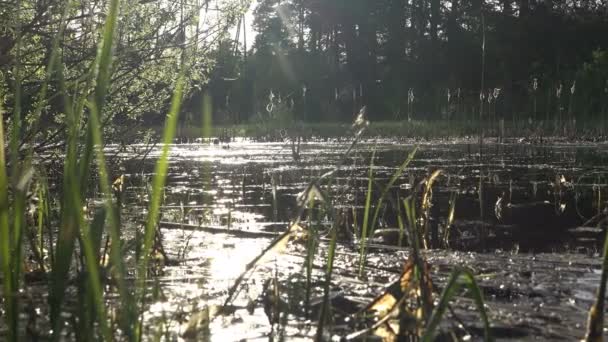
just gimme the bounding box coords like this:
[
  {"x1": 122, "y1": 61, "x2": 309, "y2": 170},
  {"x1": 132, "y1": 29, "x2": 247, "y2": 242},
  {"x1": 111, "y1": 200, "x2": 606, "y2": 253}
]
[{"x1": 118, "y1": 140, "x2": 608, "y2": 340}]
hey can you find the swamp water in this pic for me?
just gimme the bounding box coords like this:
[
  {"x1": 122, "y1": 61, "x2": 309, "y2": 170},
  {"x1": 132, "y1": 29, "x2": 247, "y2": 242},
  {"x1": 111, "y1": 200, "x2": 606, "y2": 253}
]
[{"x1": 31, "y1": 139, "x2": 608, "y2": 340}]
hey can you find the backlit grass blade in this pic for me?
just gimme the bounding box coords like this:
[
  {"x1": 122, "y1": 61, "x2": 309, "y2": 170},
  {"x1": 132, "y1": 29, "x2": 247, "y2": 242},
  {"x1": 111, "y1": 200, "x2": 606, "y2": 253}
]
[
  {"x1": 80, "y1": 0, "x2": 120, "y2": 190},
  {"x1": 87, "y1": 99, "x2": 133, "y2": 334},
  {"x1": 371, "y1": 147, "x2": 418, "y2": 237},
  {"x1": 84, "y1": 0, "x2": 131, "y2": 315},
  {"x1": 11, "y1": 162, "x2": 33, "y2": 297},
  {"x1": 65, "y1": 181, "x2": 113, "y2": 341},
  {"x1": 2, "y1": 0, "x2": 26, "y2": 337},
  {"x1": 402, "y1": 195, "x2": 432, "y2": 319},
  {"x1": 49, "y1": 65, "x2": 81, "y2": 339},
  {"x1": 360, "y1": 147, "x2": 417, "y2": 275},
  {"x1": 54, "y1": 78, "x2": 112, "y2": 340},
  {"x1": 395, "y1": 192, "x2": 406, "y2": 247},
  {"x1": 444, "y1": 190, "x2": 458, "y2": 248},
  {"x1": 49, "y1": 63, "x2": 112, "y2": 342},
  {"x1": 136, "y1": 72, "x2": 185, "y2": 339},
  {"x1": 358, "y1": 149, "x2": 375, "y2": 276},
  {"x1": 0, "y1": 62, "x2": 16, "y2": 342},
  {"x1": 75, "y1": 0, "x2": 123, "y2": 333},
  {"x1": 422, "y1": 268, "x2": 492, "y2": 342},
  {"x1": 47, "y1": 0, "x2": 121, "y2": 331}
]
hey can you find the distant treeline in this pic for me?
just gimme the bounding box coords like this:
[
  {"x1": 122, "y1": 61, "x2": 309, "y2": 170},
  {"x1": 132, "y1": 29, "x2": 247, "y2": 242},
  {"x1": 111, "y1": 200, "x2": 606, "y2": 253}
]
[
  {"x1": 197, "y1": 0, "x2": 608, "y2": 125},
  {"x1": 1, "y1": 0, "x2": 607, "y2": 146}
]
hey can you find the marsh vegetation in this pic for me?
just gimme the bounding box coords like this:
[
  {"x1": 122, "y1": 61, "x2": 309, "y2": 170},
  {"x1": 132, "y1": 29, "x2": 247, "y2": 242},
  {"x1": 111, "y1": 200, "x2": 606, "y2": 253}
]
[{"x1": 1, "y1": 0, "x2": 608, "y2": 341}]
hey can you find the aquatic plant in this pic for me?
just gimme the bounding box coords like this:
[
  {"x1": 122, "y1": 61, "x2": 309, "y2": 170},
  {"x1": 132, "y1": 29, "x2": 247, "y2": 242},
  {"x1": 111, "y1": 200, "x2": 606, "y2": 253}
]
[{"x1": 358, "y1": 147, "x2": 418, "y2": 276}]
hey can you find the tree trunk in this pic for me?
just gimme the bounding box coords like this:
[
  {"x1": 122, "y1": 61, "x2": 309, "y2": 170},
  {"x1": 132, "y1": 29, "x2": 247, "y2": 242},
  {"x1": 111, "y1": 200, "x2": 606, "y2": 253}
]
[
  {"x1": 430, "y1": 0, "x2": 439, "y2": 43},
  {"x1": 358, "y1": 2, "x2": 377, "y2": 108}
]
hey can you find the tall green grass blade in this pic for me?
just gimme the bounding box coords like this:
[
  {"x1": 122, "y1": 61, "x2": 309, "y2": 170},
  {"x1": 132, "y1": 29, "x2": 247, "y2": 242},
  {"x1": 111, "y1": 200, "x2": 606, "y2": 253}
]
[
  {"x1": 0, "y1": 59, "x2": 16, "y2": 342},
  {"x1": 371, "y1": 147, "x2": 418, "y2": 236},
  {"x1": 1, "y1": 1, "x2": 26, "y2": 337},
  {"x1": 49, "y1": 65, "x2": 81, "y2": 337},
  {"x1": 71, "y1": 0, "x2": 122, "y2": 335},
  {"x1": 444, "y1": 190, "x2": 458, "y2": 248},
  {"x1": 35, "y1": 174, "x2": 51, "y2": 267},
  {"x1": 396, "y1": 192, "x2": 406, "y2": 247},
  {"x1": 403, "y1": 196, "x2": 418, "y2": 252},
  {"x1": 360, "y1": 147, "x2": 417, "y2": 275},
  {"x1": 79, "y1": 0, "x2": 120, "y2": 190},
  {"x1": 201, "y1": 91, "x2": 213, "y2": 139},
  {"x1": 66, "y1": 190, "x2": 113, "y2": 341},
  {"x1": 358, "y1": 149, "x2": 375, "y2": 277},
  {"x1": 80, "y1": 207, "x2": 107, "y2": 334},
  {"x1": 54, "y1": 76, "x2": 112, "y2": 339},
  {"x1": 11, "y1": 163, "x2": 33, "y2": 297},
  {"x1": 422, "y1": 268, "x2": 492, "y2": 342},
  {"x1": 402, "y1": 195, "x2": 432, "y2": 319},
  {"x1": 140, "y1": 74, "x2": 185, "y2": 265},
  {"x1": 136, "y1": 73, "x2": 185, "y2": 339},
  {"x1": 50, "y1": 82, "x2": 113, "y2": 342},
  {"x1": 48, "y1": 0, "x2": 119, "y2": 332},
  {"x1": 88, "y1": 98, "x2": 134, "y2": 334}
]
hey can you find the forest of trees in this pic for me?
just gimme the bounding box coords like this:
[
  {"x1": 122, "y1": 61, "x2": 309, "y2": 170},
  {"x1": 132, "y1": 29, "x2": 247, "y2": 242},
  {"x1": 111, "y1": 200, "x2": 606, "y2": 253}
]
[
  {"x1": 1, "y1": 0, "x2": 608, "y2": 144},
  {"x1": 207, "y1": 0, "x2": 608, "y2": 126}
]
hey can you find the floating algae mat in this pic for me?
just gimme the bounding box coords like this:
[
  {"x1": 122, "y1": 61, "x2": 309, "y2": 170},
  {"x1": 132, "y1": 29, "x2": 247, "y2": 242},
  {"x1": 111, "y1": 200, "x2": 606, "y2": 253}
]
[{"x1": 22, "y1": 139, "x2": 608, "y2": 340}]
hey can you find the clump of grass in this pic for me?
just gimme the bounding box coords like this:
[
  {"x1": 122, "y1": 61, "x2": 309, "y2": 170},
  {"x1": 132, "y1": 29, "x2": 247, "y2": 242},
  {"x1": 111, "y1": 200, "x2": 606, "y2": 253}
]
[
  {"x1": 0, "y1": 0, "x2": 191, "y2": 337},
  {"x1": 358, "y1": 147, "x2": 418, "y2": 276},
  {"x1": 346, "y1": 183, "x2": 492, "y2": 340},
  {"x1": 0, "y1": 58, "x2": 17, "y2": 342},
  {"x1": 134, "y1": 72, "x2": 185, "y2": 339}
]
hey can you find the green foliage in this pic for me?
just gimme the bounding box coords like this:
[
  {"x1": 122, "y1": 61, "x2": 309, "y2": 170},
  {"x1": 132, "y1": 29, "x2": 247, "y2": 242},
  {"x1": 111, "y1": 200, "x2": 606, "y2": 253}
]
[
  {"x1": 0, "y1": 0, "x2": 238, "y2": 339},
  {"x1": 0, "y1": 0, "x2": 230, "y2": 149},
  {"x1": 136, "y1": 72, "x2": 185, "y2": 340}
]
